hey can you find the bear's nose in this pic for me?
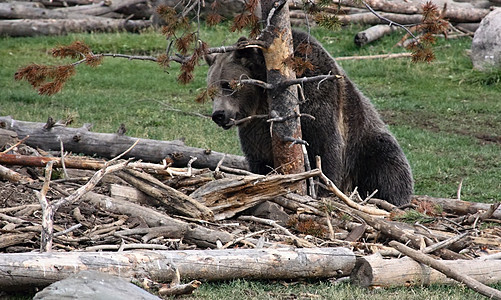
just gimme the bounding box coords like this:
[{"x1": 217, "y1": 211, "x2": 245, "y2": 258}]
[{"x1": 212, "y1": 110, "x2": 226, "y2": 126}]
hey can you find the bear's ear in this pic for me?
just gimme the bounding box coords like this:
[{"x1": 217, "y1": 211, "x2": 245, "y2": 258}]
[{"x1": 205, "y1": 54, "x2": 217, "y2": 66}]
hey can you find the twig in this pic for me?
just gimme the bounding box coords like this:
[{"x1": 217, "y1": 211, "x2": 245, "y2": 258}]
[
  {"x1": 362, "y1": 1, "x2": 417, "y2": 39},
  {"x1": 390, "y1": 241, "x2": 501, "y2": 300},
  {"x1": 54, "y1": 223, "x2": 82, "y2": 237},
  {"x1": 221, "y1": 229, "x2": 272, "y2": 249},
  {"x1": 335, "y1": 52, "x2": 412, "y2": 61},
  {"x1": 107, "y1": 139, "x2": 139, "y2": 164},
  {"x1": 421, "y1": 232, "x2": 469, "y2": 254},
  {"x1": 230, "y1": 114, "x2": 268, "y2": 127},
  {"x1": 59, "y1": 138, "x2": 69, "y2": 179},
  {"x1": 53, "y1": 159, "x2": 131, "y2": 210},
  {"x1": 457, "y1": 179, "x2": 463, "y2": 201}
]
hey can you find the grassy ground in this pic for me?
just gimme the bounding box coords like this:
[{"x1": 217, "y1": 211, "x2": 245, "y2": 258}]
[{"x1": 1, "y1": 24, "x2": 500, "y2": 299}]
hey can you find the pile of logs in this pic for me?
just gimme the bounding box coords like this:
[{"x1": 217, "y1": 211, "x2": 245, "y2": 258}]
[
  {"x1": 0, "y1": 0, "x2": 154, "y2": 37},
  {"x1": 0, "y1": 116, "x2": 500, "y2": 298},
  {"x1": 1, "y1": 0, "x2": 498, "y2": 38},
  {"x1": 290, "y1": 0, "x2": 495, "y2": 30}
]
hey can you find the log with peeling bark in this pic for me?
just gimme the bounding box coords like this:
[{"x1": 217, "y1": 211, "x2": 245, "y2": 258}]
[
  {"x1": 413, "y1": 195, "x2": 501, "y2": 220},
  {"x1": 0, "y1": 0, "x2": 146, "y2": 19},
  {"x1": 0, "y1": 18, "x2": 152, "y2": 37},
  {"x1": 52, "y1": 0, "x2": 146, "y2": 16},
  {"x1": 355, "y1": 24, "x2": 398, "y2": 46},
  {"x1": 351, "y1": 253, "x2": 501, "y2": 287},
  {"x1": 191, "y1": 169, "x2": 321, "y2": 220},
  {"x1": 0, "y1": 116, "x2": 248, "y2": 171},
  {"x1": 0, "y1": 247, "x2": 355, "y2": 291},
  {"x1": 340, "y1": 0, "x2": 490, "y2": 23}
]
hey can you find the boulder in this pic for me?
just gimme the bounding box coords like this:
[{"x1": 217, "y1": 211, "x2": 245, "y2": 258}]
[
  {"x1": 33, "y1": 270, "x2": 160, "y2": 300},
  {"x1": 471, "y1": 8, "x2": 501, "y2": 70}
]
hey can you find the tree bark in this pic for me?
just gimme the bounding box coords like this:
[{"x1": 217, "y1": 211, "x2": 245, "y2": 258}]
[
  {"x1": 260, "y1": 0, "x2": 306, "y2": 194},
  {"x1": 351, "y1": 253, "x2": 501, "y2": 287},
  {"x1": 0, "y1": 18, "x2": 152, "y2": 37},
  {"x1": 0, "y1": 116, "x2": 248, "y2": 171},
  {"x1": 0, "y1": 247, "x2": 355, "y2": 291}
]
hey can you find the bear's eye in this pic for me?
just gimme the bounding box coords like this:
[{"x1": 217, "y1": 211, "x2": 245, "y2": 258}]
[{"x1": 221, "y1": 81, "x2": 232, "y2": 91}]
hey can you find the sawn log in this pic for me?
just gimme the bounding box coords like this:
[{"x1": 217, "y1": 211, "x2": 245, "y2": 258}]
[
  {"x1": 351, "y1": 253, "x2": 501, "y2": 287},
  {"x1": 0, "y1": 247, "x2": 356, "y2": 291}
]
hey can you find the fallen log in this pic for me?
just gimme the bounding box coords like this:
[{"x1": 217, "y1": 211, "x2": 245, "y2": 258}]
[
  {"x1": 0, "y1": 18, "x2": 152, "y2": 37},
  {"x1": 354, "y1": 24, "x2": 398, "y2": 46},
  {"x1": 0, "y1": 247, "x2": 355, "y2": 291},
  {"x1": 341, "y1": 0, "x2": 490, "y2": 23},
  {"x1": 0, "y1": 3, "x2": 106, "y2": 19},
  {"x1": 52, "y1": 0, "x2": 146, "y2": 16},
  {"x1": 0, "y1": 116, "x2": 248, "y2": 171},
  {"x1": 389, "y1": 241, "x2": 501, "y2": 300},
  {"x1": 413, "y1": 195, "x2": 501, "y2": 220},
  {"x1": 351, "y1": 253, "x2": 501, "y2": 287}
]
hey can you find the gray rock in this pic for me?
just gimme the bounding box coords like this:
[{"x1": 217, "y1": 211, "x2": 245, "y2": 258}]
[
  {"x1": 33, "y1": 270, "x2": 160, "y2": 300},
  {"x1": 471, "y1": 8, "x2": 501, "y2": 70},
  {"x1": 246, "y1": 201, "x2": 290, "y2": 225}
]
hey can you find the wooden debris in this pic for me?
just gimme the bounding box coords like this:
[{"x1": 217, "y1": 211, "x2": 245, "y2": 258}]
[
  {"x1": 0, "y1": 116, "x2": 248, "y2": 171},
  {"x1": 191, "y1": 169, "x2": 321, "y2": 220},
  {"x1": 0, "y1": 247, "x2": 355, "y2": 291},
  {"x1": 389, "y1": 241, "x2": 501, "y2": 300},
  {"x1": 0, "y1": 119, "x2": 500, "y2": 298},
  {"x1": 351, "y1": 252, "x2": 501, "y2": 288}
]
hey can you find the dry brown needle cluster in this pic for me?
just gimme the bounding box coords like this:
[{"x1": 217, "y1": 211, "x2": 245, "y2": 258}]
[{"x1": 14, "y1": 41, "x2": 103, "y2": 96}]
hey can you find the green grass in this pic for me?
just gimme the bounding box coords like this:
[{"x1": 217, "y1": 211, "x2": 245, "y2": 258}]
[
  {"x1": 1, "y1": 22, "x2": 501, "y2": 300},
  {"x1": 2, "y1": 25, "x2": 499, "y2": 201}
]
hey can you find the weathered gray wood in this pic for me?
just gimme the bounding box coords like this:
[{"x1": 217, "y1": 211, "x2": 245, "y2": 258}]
[
  {"x1": 116, "y1": 169, "x2": 214, "y2": 221},
  {"x1": 0, "y1": 116, "x2": 248, "y2": 170},
  {"x1": 0, "y1": 247, "x2": 356, "y2": 291},
  {"x1": 191, "y1": 169, "x2": 321, "y2": 220},
  {"x1": 352, "y1": 253, "x2": 501, "y2": 287},
  {"x1": 355, "y1": 25, "x2": 398, "y2": 46},
  {"x1": 0, "y1": 18, "x2": 151, "y2": 37},
  {"x1": 83, "y1": 191, "x2": 234, "y2": 249}
]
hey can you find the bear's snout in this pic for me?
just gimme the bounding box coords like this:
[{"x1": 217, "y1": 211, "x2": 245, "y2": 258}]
[{"x1": 212, "y1": 110, "x2": 232, "y2": 129}]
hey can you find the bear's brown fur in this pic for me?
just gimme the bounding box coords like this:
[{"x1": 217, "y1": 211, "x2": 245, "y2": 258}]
[{"x1": 206, "y1": 30, "x2": 413, "y2": 205}]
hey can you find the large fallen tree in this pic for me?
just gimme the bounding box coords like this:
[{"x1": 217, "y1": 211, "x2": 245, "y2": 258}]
[
  {"x1": 0, "y1": 247, "x2": 356, "y2": 291},
  {"x1": 0, "y1": 116, "x2": 248, "y2": 170}
]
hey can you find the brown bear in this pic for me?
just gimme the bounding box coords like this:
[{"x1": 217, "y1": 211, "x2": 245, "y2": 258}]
[{"x1": 206, "y1": 30, "x2": 413, "y2": 205}]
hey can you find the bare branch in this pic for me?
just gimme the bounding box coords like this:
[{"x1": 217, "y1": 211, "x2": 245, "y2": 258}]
[{"x1": 362, "y1": 1, "x2": 418, "y2": 40}]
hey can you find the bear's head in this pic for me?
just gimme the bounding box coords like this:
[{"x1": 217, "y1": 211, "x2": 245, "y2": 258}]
[{"x1": 205, "y1": 38, "x2": 267, "y2": 130}]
